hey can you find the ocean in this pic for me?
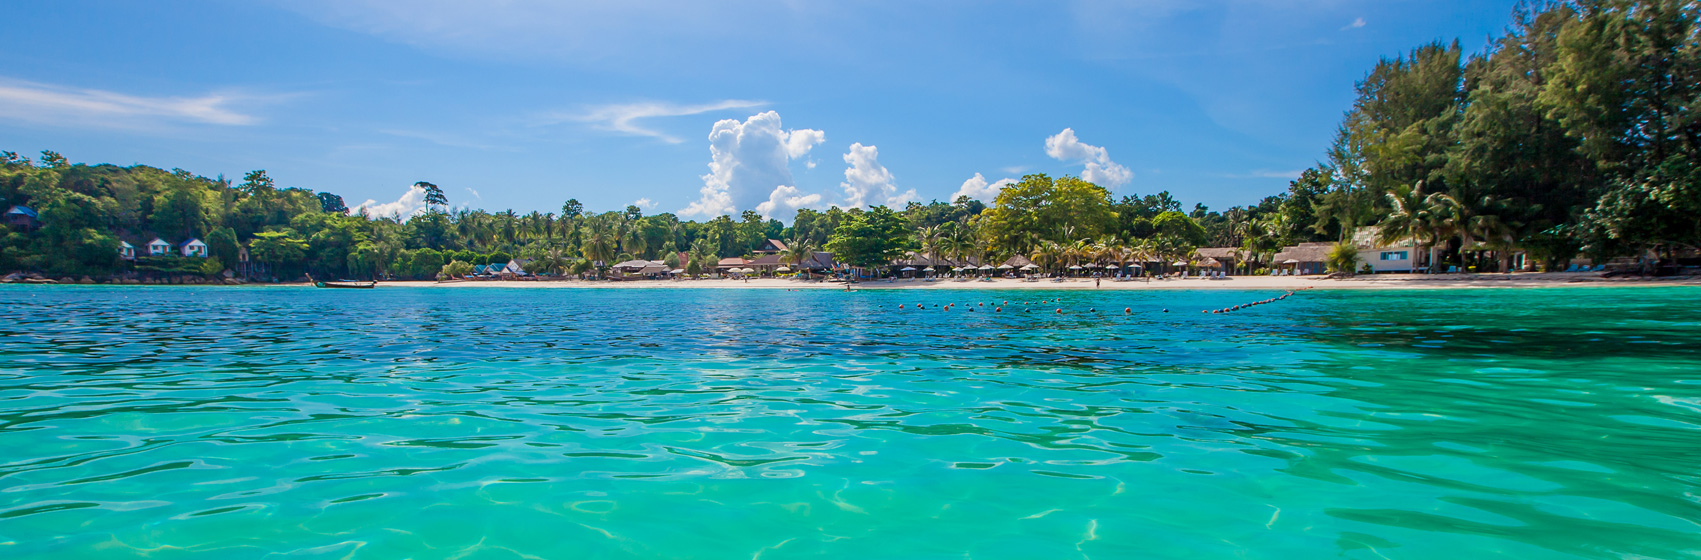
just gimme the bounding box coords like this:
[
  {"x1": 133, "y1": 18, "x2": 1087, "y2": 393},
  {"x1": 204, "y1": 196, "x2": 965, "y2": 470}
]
[{"x1": 2, "y1": 285, "x2": 1697, "y2": 558}]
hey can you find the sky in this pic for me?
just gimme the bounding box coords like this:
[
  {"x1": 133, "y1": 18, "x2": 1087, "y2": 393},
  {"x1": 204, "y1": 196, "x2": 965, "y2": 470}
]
[{"x1": 0, "y1": 0, "x2": 1519, "y2": 222}]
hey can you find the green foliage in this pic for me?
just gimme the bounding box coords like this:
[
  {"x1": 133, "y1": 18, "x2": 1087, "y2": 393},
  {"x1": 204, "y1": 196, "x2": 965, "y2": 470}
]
[
  {"x1": 980, "y1": 174, "x2": 1116, "y2": 255},
  {"x1": 1327, "y1": 243, "x2": 1360, "y2": 273},
  {"x1": 250, "y1": 230, "x2": 308, "y2": 273},
  {"x1": 825, "y1": 206, "x2": 911, "y2": 269},
  {"x1": 199, "y1": 256, "x2": 225, "y2": 277},
  {"x1": 441, "y1": 260, "x2": 474, "y2": 279}
]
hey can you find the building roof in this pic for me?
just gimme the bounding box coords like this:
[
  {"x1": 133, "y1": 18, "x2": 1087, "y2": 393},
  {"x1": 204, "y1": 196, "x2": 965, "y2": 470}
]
[
  {"x1": 717, "y1": 257, "x2": 748, "y2": 267},
  {"x1": 1195, "y1": 247, "x2": 1245, "y2": 260},
  {"x1": 179, "y1": 238, "x2": 206, "y2": 247},
  {"x1": 4, "y1": 205, "x2": 37, "y2": 218},
  {"x1": 611, "y1": 259, "x2": 661, "y2": 269},
  {"x1": 1002, "y1": 255, "x2": 1035, "y2": 268},
  {"x1": 148, "y1": 237, "x2": 169, "y2": 246},
  {"x1": 637, "y1": 265, "x2": 670, "y2": 275},
  {"x1": 1351, "y1": 226, "x2": 1417, "y2": 249},
  {"x1": 1272, "y1": 242, "x2": 1333, "y2": 263},
  {"x1": 119, "y1": 240, "x2": 134, "y2": 248},
  {"x1": 748, "y1": 254, "x2": 784, "y2": 266},
  {"x1": 760, "y1": 239, "x2": 788, "y2": 252},
  {"x1": 799, "y1": 252, "x2": 837, "y2": 269}
]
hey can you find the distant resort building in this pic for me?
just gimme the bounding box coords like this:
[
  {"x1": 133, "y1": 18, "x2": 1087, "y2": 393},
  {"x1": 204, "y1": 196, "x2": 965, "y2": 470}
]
[
  {"x1": 180, "y1": 238, "x2": 208, "y2": 258},
  {"x1": 753, "y1": 239, "x2": 788, "y2": 255},
  {"x1": 1271, "y1": 243, "x2": 1332, "y2": 275},
  {"x1": 147, "y1": 238, "x2": 171, "y2": 256},
  {"x1": 3, "y1": 205, "x2": 39, "y2": 230},
  {"x1": 1194, "y1": 248, "x2": 1247, "y2": 275},
  {"x1": 118, "y1": 241, "x2": 135, "y2": 260},
  {"x1": 716, "y1": 257, "x2": 748, "y2": 272},
  {"x1": 611, "y1": 259, "x2": 670, "y2": 278}
]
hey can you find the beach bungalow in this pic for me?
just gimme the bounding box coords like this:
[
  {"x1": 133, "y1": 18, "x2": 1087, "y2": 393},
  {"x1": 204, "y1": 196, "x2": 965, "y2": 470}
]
[
  {"x1": 611, "y1": 259, "x2": 670, "y2": 278},
  {"x1": 1195, "y1": 247, "x2": 1248, "y2": 275},
  {"x1": 3, "y1": 205, "x2": 40, "y2": 230},
  {"x1": 118, "y1": 241, "x2": 135, "y2": 260},
  {"x1": 147, "y1": 237, "x2": 171, "y2": 256},
  {"x1": 798, "y1": 252, "x2": 839, "y2": 271},
  {"x1": 1270, "y1": 243, "x2": 1331, "y2": 275},
  {"x1": 180, "y1": 238, "x2": 208, "y2": 258},
  {"x1": 1349, "y1": 228, "x2": 1421, "y2": 273},
  {"x1": 716, "y1": 257, "x2": 749, "y2": 273},
  {"x1": 754, "y1": 239, "x2": 788, "y2": 255},
  {"x1": 748, "y1": 253, "x2": 784, "y2": 274}
]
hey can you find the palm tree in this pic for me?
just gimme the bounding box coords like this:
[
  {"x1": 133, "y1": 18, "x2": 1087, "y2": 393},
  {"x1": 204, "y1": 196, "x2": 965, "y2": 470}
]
[
  {"x1": 944, "y1": 222, "x2": 975, "y2": 266},
  {"x1": 1430, "y1": 190, "x2": 1510, "y2": 272},
  {"x1": 780, "y1": 237, "x2": 815, "y2": 272},
  {"x1": 1381, "y1": 181, "x2": 1435, "y2": 274},
  {"x1": 580, "y1": 216, "x2": 618, "y2": 277},
  {"x1": 916, "y1": 224, "x2": 944, "y2": 263}
]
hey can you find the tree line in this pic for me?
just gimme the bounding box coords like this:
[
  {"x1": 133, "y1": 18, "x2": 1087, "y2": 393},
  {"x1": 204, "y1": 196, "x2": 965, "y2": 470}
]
[{"x1": 2, "y1": 0, "x2": 1694, "y2": 280}]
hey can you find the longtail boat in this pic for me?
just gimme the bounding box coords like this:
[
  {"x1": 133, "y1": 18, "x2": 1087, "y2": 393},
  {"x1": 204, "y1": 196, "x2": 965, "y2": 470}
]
[{"x1": 307, "y1": 274, "x2": 376, "y2": 289}]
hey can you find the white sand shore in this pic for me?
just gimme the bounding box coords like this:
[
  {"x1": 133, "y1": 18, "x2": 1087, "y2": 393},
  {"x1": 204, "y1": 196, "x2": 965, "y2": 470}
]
[{"x1": 380, "y1": 272, "x2": 1701, "y2": 290}]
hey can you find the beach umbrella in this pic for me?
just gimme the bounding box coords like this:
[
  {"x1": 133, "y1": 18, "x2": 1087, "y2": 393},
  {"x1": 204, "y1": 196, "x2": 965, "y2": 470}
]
[
  {"x1": 1282, "y1": 259, "x2": 1299, "y2": 264},
  {"x1": 1068, "y1": 265, "x2": 1082, "y2": 270},
  {"x1": 1021, "y1": 264, "x2": 1038, "y2": 270},
  {"x1": 1172, "y1": 260, "x2": 1189, "y2": 266},
  {"x1": 979, "y1": 264, "x2": 994, "y2": 270},
  {"x1": 900, "y1": 266, "x2": 915, "y2": 271},
  {"x1": 777, "y1": 266, "x2": 792, "y2": 272},
  {"x1": 923, "y1": 266, "x2": 935, "y2": 272},
  {"x1": 670, "y1": 268, "x2": 685, "y2": 274},
  {"x1": 997, "y1": 264, "x2": 1014, "y2": 269}
]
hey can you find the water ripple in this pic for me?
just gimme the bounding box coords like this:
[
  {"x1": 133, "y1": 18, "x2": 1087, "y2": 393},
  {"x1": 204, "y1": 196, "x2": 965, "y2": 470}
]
[{"x1": 1, "y1": 285, "x2": 1699, "y2": 558}]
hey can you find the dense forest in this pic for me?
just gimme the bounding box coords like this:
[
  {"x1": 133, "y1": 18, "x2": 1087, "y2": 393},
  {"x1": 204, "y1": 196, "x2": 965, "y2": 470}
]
[{"x1": 2, "y1": 0, "x2": 1695, "y2": 281}]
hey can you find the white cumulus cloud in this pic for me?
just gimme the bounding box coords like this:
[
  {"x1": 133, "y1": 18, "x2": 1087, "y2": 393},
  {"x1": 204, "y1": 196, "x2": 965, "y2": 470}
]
[
  {"x1": 351, "y1": 185, "x2": 429, "y2": 220},
  {"x1": 754, "y1": 185, "x2": 823, "y2": 220},
  {"x1": 840, "y1": 143, "x2": 916, "y2": 209},
  {"x1": 681, "y1": 110, "x2": 825, "y2": 219},
  {"x1": 633, "y1": 197, "x2": 658, "y2": 210},
  {"x1": 951, "y1": 173, "x2": 1016, "y2": 204},
  {"x1": 1044, "y1": 128, "x2": 1133, "y2": 188}
]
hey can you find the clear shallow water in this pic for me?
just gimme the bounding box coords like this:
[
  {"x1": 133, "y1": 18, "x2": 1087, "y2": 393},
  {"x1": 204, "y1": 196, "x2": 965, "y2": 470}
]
[{"x1": 1, "y1": 285, "x2": 1699, "y2": 559}]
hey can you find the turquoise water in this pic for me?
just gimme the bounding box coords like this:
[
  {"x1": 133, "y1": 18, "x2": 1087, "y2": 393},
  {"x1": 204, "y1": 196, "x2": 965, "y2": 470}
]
[{"x1": 2, "y1": 286, "x2": 1699, "y2": 559}]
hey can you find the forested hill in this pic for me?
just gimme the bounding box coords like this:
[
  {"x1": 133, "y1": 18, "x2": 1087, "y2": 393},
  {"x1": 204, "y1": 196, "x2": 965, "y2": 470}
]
[{"x1": 2, "y1": 0, "x2": 1697, "y2": 281}]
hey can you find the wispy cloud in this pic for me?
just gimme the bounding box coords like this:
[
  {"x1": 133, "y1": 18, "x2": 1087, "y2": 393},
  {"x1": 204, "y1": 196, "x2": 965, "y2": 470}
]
[
  {"x1": 1221, "y1": 169, "x2": 1304, "y2": 179},
  {"x1": 550, "y1": 99, "x2": 766, "y2": 143},
  {"x1": 0, "y1": 78, "x2": 265, "y2": 128},
  {"x1": 379, "y1": 129, "x2": 515, "y2": 151},
  {"x1": 1342, "y1": 17, "x2": 1366, "y2": 30}
]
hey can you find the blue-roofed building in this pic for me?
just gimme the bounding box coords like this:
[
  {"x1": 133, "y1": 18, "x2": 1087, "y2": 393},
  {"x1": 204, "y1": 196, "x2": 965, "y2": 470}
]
[
  {"x1": 4, "y1": 205, "x2": 40, "y2": 229},
  {"x1": 179, "y1": 238, "x2": 208, "y2": 258}
]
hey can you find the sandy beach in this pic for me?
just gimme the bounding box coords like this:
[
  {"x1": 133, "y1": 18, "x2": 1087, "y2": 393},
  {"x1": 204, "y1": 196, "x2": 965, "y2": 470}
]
[{"x1": 378, "y1": 272, "x2": 1701, "y2": 291}]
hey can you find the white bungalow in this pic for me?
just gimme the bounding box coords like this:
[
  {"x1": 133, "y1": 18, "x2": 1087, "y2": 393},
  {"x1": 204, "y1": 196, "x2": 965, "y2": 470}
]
[
  {"x1": 1352, "y1": 228, "x2": 1420, "y2": 273},
  {"x1": 180, "y1": 238, "x2": 208, "y2": 258},
  {"x1": 118, "y1": 241, "x2": 135, "y2": 260},
  {"x1": 147, "y1": 237, "x2": 171, "y2": 256}
]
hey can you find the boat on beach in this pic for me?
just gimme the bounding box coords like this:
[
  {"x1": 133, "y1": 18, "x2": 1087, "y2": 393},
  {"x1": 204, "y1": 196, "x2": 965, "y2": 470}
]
[{"x1": 307, "y1": 274, "x2": 376, "y2": 289}]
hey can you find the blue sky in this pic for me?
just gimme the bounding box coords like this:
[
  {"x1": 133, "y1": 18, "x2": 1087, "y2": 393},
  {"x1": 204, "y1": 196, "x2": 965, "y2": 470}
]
[{"x1": 0, "y1": 0, "x2": 1516, "y2": 221}]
